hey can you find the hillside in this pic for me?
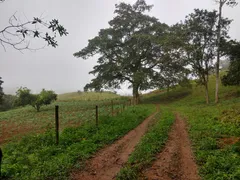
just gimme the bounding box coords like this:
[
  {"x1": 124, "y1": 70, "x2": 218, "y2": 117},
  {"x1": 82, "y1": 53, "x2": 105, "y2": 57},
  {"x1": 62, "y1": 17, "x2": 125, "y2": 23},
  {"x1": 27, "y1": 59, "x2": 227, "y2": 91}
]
[
  {"x1": 58, "y1": 91, "x2": 120, "y2": 101},
  {"x1": 141, "y1": 73, "x2": 240, "y2": 179}
]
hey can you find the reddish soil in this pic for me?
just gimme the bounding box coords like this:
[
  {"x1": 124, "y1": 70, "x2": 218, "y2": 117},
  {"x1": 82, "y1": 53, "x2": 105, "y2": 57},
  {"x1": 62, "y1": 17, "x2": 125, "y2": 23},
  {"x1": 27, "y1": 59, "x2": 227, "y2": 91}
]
[
  {"x1": 0, "y1": 121, "x2": 40, "y2": 145},
  {"x1": 218, "y1": 136, "x2": 240, "y2": 148},
  {"x1": 141, "y1": 114, "x2": 200, "y2": 180},
  {"x1": 71, "y1": 109, "x2": 159, "y2": 180}
]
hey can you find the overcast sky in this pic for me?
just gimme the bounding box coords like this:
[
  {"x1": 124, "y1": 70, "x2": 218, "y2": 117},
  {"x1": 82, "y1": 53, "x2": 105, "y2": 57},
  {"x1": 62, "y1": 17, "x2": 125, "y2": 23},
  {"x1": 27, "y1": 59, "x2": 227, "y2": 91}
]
[{"x1": 0, "y1": 0, "x2": 239, "y2": 95}]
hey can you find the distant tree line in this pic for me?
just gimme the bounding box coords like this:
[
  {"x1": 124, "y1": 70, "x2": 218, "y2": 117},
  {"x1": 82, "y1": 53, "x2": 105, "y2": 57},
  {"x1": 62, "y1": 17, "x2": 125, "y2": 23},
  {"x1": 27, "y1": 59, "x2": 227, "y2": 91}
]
[{"x1": 74, "y1": 0, "x2": 239, "y2": 104}]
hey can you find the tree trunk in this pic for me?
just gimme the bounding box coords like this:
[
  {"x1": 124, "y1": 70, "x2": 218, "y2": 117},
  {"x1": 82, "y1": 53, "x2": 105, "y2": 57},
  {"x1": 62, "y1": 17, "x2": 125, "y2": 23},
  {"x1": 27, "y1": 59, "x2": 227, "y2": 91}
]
[
  {"x1": 167, "y1": 84, "x2": 170, "y2": 94},
  {"x1": 215, "y1": 1, "x2": 224, "y2": 104},
  {"x1": 132, "y1": 84, "x2": 139, "y2": 105},
  {"x1": 205, "y1": 82, "x2": 209, "y2": 104},
  {"x1": 36, "y1": 105, "x2": 40, "y2": 112}
]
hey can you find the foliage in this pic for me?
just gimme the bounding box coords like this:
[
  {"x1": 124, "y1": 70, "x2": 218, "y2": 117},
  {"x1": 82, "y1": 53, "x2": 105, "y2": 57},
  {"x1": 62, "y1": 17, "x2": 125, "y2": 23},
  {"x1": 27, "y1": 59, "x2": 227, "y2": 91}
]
[
  {"x1": 74, "y1": 0, "x2": 170, "y2": 101},
  {"x1": 1, "y1": 105, "x2": 154, "y2": 180},
  {"x1": 0, "y1": 94, "x2": 17, "y2": 111},
  {"x1": 15, "y1": 87, "x2": 57, "y2": 112},
  {"x1": 214, "y1": 0, "x2": 238, "y2": 103},
  {"x1": 0, "y1": 2, "x2": 68, "y2": 51},
  {"x1": 179, "y1": 77, "x2": 193, "y2": 89},
  {"x1": 219, "y1": 107, "x2": 240, "y2": 125},
  {"x1": 0, "y1": 77, "x2": 3, "y2": 104},
  {"x1": 15, "y1": 87, "x2": 32, "y2": 107},
  {"x1": 117, "y1": 107, "x2": 174, "y2": 180},
  {"x1": 182, "y1": 9, "x2": 231, "y2": 104},
  {"x1": 31, "y1": 89, "x2": 57, "y2": 111},
  {"x1": 152, "y1": 24, "x2": 190, "y2": 92},
  {"x1": 222, "y1": 40, "x2": 240, "y2": 86}
]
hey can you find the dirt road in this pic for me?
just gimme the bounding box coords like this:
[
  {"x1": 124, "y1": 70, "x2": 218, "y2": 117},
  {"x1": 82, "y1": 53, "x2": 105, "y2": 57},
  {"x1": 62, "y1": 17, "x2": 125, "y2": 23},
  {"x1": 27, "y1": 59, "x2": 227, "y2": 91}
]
[
  {"x1": 141, "y1": 114, "x2": 200, "y2": 180},
  {"x1": 71, "y1": 108, "x2": 158, "y2": 180}
]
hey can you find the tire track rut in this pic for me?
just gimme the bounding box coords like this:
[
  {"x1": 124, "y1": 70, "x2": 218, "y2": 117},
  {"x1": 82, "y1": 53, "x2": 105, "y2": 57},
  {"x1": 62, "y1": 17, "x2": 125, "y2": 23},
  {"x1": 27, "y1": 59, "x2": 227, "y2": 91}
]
[{"x1": 71, "y1": 105, "x2": 159, "y2": 180}]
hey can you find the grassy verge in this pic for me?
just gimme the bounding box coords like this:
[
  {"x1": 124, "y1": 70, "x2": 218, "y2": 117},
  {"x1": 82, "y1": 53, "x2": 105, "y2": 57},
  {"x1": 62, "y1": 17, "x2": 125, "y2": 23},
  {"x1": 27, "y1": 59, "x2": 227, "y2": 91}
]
[
  {"x1": 141, "y1": 72, "x2": 240, "y2": 179},
  {"x1": 163, "y1": 76, "x2": 240, "y2": 179},
  {"x1": 1, "y1": 104, "x2": 155, "y2": 180},
  {"x1": 173, "y1": 103, "x2": 240, "y2": 179},
  {"x1": 116, "y1": 106, "x2": 175, "y2": 180}
]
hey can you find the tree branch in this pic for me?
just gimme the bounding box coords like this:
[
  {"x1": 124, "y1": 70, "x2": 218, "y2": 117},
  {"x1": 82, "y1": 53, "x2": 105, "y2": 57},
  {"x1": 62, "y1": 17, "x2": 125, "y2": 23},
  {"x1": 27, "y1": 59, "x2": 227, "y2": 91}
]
[{"x1": 0, "y1": 11, "x2": 68, "y2": 52}]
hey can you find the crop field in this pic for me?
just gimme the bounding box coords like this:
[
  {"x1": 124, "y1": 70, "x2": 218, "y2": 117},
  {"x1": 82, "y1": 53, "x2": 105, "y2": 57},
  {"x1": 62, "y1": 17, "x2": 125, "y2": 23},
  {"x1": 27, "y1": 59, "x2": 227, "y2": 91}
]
[{"x1": 0, "y1": 92, "x2": 129, "y2": 145}]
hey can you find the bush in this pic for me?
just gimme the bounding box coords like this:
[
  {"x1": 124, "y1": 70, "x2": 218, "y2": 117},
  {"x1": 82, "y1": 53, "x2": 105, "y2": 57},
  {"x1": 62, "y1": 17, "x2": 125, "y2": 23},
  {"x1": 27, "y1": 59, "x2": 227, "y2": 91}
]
[
  {"x1": 15, "y1": 87, "x2": 57, "y2": 112},
  {"x1": 0, "y1": 94, "x2": 17, "y2": 111}
]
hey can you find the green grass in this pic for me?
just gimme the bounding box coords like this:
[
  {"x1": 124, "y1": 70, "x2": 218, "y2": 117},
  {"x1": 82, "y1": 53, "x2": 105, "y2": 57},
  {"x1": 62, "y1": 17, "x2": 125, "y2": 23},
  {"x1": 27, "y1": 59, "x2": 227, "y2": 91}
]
[
  {"x1": 117, "y1": 106, "x2": 175, "y2": 180},
  {"x1": 141, "y1": 72, "x2": 240, "y2": 179},
  {"x1": 1, "y1": 104, "x2": 155, "y2": 180},
  {"x1": 174, "y1": 104, "x2": 240, "y2": 179},
  {"x1": 142, "y1": 86, "x2": 191, "y2": 104}
]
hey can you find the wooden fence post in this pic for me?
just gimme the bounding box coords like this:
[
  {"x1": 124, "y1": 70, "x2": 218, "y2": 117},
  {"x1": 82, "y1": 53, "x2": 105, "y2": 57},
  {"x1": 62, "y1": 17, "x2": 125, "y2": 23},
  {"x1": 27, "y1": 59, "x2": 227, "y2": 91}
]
[
  {"x1": 111, "y1": 100, "x2": 114, "y2": 116},
  {"x1": 0, "y1": 148, "x2": 3, "y2": 177},
  {"x1": 96, "y1": 105, "x2": 99, "y2": 128},
  {"x1": 55, "y1": 105, "x2": 59, "y2": 145}
]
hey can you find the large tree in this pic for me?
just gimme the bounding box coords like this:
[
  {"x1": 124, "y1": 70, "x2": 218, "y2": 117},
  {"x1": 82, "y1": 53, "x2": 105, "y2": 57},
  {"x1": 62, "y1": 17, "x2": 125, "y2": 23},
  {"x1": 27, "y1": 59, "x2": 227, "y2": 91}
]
[
  {"x1": 0, "y1": 0, "x2": 68, "y2": 51},
  {"x1": 214, "y1": 0, "x2": 238, "y2": 103},
  {"x1": 183, "y1": 9, "x2": 231, "y2": 104},
  {"x1": 74, "y1": 0, "x2": 168, "y2": 103}
]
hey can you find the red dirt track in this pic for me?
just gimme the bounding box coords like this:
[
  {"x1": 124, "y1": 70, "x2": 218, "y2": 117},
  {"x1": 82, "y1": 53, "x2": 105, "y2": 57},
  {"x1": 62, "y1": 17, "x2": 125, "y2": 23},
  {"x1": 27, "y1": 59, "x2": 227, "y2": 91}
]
[
  {"x1": 141, "y1": 114, "x2": 200, "y2": 180},
  {"x1": 71, "y1": 108, "x2": 159, "y2": 180}
]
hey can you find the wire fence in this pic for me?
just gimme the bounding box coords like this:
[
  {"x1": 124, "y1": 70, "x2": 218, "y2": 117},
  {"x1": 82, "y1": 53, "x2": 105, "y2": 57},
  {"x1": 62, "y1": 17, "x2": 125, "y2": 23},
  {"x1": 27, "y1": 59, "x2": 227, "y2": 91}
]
[{"x1": 0, "y1": 98, "x2": 134, "y2": 176}]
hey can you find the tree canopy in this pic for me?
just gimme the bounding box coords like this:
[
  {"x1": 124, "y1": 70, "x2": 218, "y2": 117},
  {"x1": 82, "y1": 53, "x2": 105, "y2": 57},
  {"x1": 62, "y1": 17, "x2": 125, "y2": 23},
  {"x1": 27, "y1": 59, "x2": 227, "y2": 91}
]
[
  {"x1": 74, "y1": 0, "x2": 183, "y2": 102},
  {"x1": 222, "y1": 40, "x2": 240, "y2": 86},
  {"x1": 74, "y1": 0, "x2": 238, "y2": 103},
  {"x1": 15, "y1": 88, "x2": 57, "y2": 112},
  {"x1": 214, "y1": 0, "x2": 238, "y2": 103}
]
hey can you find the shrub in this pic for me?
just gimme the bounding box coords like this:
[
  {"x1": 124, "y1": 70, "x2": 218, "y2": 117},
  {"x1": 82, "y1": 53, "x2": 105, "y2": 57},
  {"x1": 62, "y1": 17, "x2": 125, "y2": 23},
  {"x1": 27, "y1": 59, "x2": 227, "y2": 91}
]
[{"x1": 15, "y1": 87, "x2": 57, "y2": 112}]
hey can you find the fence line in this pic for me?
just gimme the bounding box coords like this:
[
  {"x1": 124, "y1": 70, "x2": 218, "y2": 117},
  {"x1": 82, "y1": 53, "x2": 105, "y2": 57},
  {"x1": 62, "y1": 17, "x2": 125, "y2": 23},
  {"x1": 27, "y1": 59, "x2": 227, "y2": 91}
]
[{"x1": 53, "y1": 99, "x2": 131, "y2": 145}]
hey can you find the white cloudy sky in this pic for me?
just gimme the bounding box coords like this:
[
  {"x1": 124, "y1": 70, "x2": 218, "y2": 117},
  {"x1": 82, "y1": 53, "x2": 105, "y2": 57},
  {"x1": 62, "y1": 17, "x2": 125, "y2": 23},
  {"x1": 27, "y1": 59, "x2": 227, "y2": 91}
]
[{"x1": 0, "y1": 0, "x2": 239, "y2": 95}]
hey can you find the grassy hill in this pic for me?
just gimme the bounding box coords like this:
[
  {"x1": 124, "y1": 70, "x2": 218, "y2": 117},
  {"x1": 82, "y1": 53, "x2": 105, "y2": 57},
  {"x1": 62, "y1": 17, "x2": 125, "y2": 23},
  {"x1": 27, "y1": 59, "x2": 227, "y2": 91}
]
[
  {"x1": 58, "y1": 91, "x2": 120, "y2": 101},
  {"x1": 142, "y1": 73, "x2": 240, "y2": 179}
]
